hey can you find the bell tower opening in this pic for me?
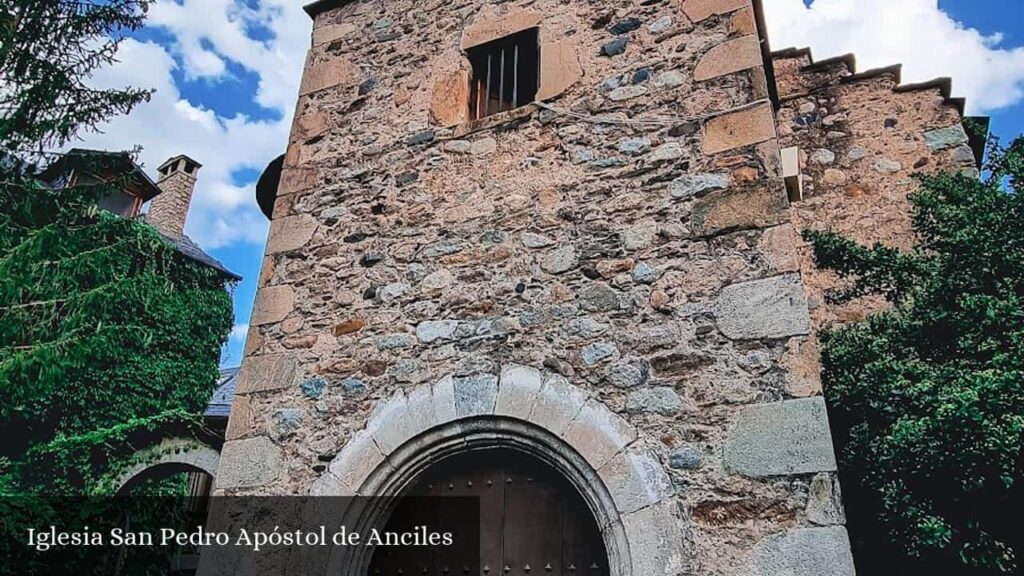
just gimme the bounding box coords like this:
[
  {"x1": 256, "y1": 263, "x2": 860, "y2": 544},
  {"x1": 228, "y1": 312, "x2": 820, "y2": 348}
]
[{"x1": 369, "y1": 447, "x2": 609, "y2": 575}]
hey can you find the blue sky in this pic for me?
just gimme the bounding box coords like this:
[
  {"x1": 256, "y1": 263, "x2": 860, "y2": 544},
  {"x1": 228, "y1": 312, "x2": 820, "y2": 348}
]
[{"x1": 77, "y1": 0, "x2": 1024, "y2": 367}]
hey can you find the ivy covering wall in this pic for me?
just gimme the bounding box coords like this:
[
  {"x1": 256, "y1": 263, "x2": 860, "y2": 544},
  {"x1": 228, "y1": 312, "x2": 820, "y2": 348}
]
[{"x1": 1, "y1": 2, "x2": 235, "y2": 572}]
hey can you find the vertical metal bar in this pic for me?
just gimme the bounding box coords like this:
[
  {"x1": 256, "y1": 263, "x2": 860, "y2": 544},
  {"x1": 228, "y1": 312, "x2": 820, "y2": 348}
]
[
  {"x1": 513, "y1": 44, "x2": 519, "y2": 107},
  {"x1": 476, "y1": 78, "x2": 483, "y2": 120},
  {"x1": 485, "y1": 53, "x2": 491, "y2": 117},
  {"x1": 499, "y1": 47, "x2": 506, "y2": 112}
]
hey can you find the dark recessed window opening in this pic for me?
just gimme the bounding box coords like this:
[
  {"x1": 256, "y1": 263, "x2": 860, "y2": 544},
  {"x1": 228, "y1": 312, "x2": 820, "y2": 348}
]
[{"x1": 467, "y1": 28, "x2": 539, "y2": 120}]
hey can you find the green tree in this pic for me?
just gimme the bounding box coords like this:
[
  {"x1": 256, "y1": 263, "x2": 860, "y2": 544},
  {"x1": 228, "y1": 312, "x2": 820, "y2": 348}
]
[
  {"x1": 805, "y1": 138, "x2": 1024, "y2": 574},
  {"x1": 1, "y1": 0, "x2": 235, "y2": 495},
  {"x1": 0, "y1": 2, "x2": 234, "y2": 572}
]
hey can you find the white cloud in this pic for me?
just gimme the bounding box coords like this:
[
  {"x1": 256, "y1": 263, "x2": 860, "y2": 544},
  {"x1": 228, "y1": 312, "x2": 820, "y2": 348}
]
[
  {"x1": 74, "y1": 0, "x2": 310, "y2": 249},
  {"x1": 229, "y1": 324, "x2": 249, "y2": 342},
  {"x1": 762, "y1": 0, "x2": 1024, "y2": 114}
]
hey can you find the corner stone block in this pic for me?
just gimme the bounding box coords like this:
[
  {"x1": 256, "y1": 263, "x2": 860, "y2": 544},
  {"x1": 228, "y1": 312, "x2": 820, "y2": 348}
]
[
  {"x1": 537, "y1": 39, "x2": 582, "y2": 101},
  {"x1": 563, "y1": 399, "x2": 637, "y2": 470},
  {"x1": 224, "y1": 393, "x2": 253, "y2": 440},
  {"x1": 598, "y1": 450, "x2": 673, "y2": 514},
  {"x1": 250, "y1": 284, "x2": 295, "y2": 326},
  {"x1": 682, "y1": 0, "x2": 749, "y2": 22},
  {"x1": 495, "y1": 364, "x2": 544, "y2": 420},
  {"x1": 235, "y1": 353, "x2": 298, "y2": 394},
  {"x1": 621, "y1": 499, "x2": 688, "y2": 576},
  {"x1": 453, "y1": 374, "x2": 499, "y2": 418},
  {"x1": 694, "y1": 35, "x2": 762, "y2": 81},
  {"x1": 215, "y1": 436, "x2": 283, "y2": 490},
  {"x1": 295, "y1": 110, "x2": 331, "y2": 142},
  {"x1": 277, "y1": 166, "x2": 316, "y2": 196},
  {"x1": 529, "y1": 374, "x2": 589, "y2": 436},
  {"x1": 714, "y1": 273, "x2": 811, "y2": 340},
  {"x1": 758, "y1": 224, "x2": 803, "y2": 273},
  {"x1": 312, "y1": 22, "x2": 354, "y2": 46},
  {"x1": 747, "y1": 527, "x2": 855, "y2": 576},
  {"x1": 703, "y1": 102, "x2": 777, "y2": 155},
  {"x1": 328, "y1": 430, "x2": 386, "y2": 494},
  {"x1": 299, "y1": 49, "x2": 357, "y2": 96},
  {"x1": 724, "y1": 397, "x2": 838, "y2": 477},
  {"x1": 924, "y1": 124, "x2": 969, "y2": 151},
  {"x1": 781, "y1": 336, "x2": 823, "y2": 397},
  {"x1": 691, "y1": 183, "x2": 789, "y2": 237},
  {"x1": 462, "y1": 9, "x2": 542, "y2": 50},
  {"x1": 266, "y1": 214, "x2": 318, "y2": 255}
]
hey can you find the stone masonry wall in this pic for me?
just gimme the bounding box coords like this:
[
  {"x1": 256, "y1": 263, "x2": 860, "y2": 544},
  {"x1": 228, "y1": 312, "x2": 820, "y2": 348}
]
[
  {"x1": 773, "y1": 49, "x2": 977, "y2": 328},
  {"x1": 221, "y1": 1, "x2": 854, "y2": 574}
]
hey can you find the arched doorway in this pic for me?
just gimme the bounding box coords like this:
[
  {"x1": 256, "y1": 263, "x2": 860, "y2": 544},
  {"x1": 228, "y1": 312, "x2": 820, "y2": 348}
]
[
  {"x1": 369, "y1": 447, "x2": 609, "y2": 576},
  {"x1": 316, "y1": 370, "x2": 688, "y2": 576}
]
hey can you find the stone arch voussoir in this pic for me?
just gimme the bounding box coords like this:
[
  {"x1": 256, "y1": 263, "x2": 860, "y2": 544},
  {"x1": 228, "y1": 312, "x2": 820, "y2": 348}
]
[{"x1": 313, "y1": 363, "x2": 687, "y2": 576}]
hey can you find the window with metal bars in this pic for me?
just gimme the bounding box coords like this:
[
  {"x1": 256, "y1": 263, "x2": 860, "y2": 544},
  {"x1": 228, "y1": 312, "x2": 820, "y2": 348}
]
[{"x1": 467, "y1": 28, "x2": 539, "y2": 120}]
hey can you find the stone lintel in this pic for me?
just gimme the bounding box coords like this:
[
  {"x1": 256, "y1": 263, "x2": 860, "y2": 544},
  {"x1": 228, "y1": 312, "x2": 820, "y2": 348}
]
[
  {"x1": 723, "y1": 397, "x2": 838, "y2": 477},
  {"x1": 461, "y1": 9, "x2": 542, "y2": 50}
]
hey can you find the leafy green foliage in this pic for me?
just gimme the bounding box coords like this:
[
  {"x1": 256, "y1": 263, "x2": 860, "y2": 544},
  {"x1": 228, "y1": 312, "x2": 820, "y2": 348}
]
[
  {"x1": 0, "y1": 1, "x2": 153, "y2": 154},
  {"x1": 0, "y1": 2, "x2": 234, "y2": 573},
  {"x1": 805, "y1": 138, "x2": 1024, "y2": 574}
]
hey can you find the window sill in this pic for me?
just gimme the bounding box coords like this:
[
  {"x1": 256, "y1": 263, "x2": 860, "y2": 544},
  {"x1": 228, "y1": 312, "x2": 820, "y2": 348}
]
[{"x1": 450, "y1": 104, "x2": 539, "y2": 139}]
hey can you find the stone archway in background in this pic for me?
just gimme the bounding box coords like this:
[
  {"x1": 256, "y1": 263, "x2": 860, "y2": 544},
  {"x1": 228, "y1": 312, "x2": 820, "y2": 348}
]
[
  {"x1": 112, "y1": 437, "x2": 220, "y2": 495},
  {"x1": 311, "y1": 364, "x2": 688, "y2": 576}
]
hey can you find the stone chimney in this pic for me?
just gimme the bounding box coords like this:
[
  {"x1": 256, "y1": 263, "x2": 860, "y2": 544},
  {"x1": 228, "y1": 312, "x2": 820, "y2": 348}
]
[{"x1": 149, "y1": 155, "x2": 202, "y2": 239}]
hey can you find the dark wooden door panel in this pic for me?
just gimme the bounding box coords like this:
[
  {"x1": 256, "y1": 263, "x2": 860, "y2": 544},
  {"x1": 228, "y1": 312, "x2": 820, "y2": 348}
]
[{"x1": 368, "y1": 449, "x2": 608, "y2": 576}]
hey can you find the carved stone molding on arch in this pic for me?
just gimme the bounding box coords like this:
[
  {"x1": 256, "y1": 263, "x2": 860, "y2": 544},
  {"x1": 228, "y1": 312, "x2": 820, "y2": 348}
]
[{"x1": 311, "y1": 364, "x2": 687, "y2": 576}]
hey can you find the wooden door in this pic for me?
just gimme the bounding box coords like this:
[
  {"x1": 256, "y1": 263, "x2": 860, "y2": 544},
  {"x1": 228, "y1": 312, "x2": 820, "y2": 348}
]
[{"x1": 368, "y1": 449, "x2": 608, "y2": 576}]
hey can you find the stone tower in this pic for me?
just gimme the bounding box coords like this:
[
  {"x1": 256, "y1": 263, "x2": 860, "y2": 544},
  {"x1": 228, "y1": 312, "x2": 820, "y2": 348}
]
[
  {"x1": 149, "y1": 154, "x2": 202, "y2": 239},
  {"x1": 216, "y1": 0, "x2": 980, "y2": 574}
]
